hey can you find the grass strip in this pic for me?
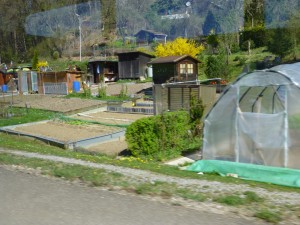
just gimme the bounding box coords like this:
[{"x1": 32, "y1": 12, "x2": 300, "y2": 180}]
[
  {"x1": 0, "y1": 133, "x2": 300, "y2": 193},
  {"x1": 254, "y1": 209, "x2": 282, "y2": 224},
  {"x1": 0, "y1": 153, "x2": 207, "y2": 202},
  {"x1": 0, "y1": 107, "x2": 59, "y2": 127}
]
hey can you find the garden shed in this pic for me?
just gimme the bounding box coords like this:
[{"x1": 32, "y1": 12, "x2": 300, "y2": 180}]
[
  {"x1": 153, "y1": 83, "x2": 216, "y2": 115},
  {"x1": 18, "y1": 70, "x2": 38, "y2": 94},
  {"x1": 134, "y1": 29, "x2": 167, "y2": 44},
  {"x1": 87, "y1": 59, "x2": 118, "y2": 83},
  {"x1": 38, "y1": 70, "x2": 84, "y2": 95},
  {"x1": 149, "y1": 55, "x2": 200, "y2": 84},
  {"x1": 203, "y1": 62, "x2": 300, "y2": 170},
  {"x1": 117, "y1": 51, "x2": 154, "y2": 79}
]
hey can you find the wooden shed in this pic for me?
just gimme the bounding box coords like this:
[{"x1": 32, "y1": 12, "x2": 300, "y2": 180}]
[
  {"x1": 38, "y1": 70, "x2": 84, "y2": 95},
  {"x1": 117, "y1": 51, "x2": 154, "y2": 79},
  {"x1": 0, "y1": 70, "x2": 15, "y2": 86},
  {"x1": 134, "y1": 29, "x2": 167, "y2": 44},
  {"x1": 87, "y1": 60, "x2": 118, "y2": 83},
  {"x1": 0, "y1": 70, "x2": 5, "y2": 86},
  {"x1": 18, "y1": 71, "x2": 38, "y2": 94},
  {"x1": 148, "y1": 55, "x2": 200, "y2": 84},
  {"x1": 153, "y1": 83, "x2": 216, "y2": 115}
]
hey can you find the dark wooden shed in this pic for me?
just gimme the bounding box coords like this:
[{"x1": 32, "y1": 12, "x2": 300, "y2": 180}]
[
  {"x1": 87, "y1": 60, "x2": 118, "y2": 83},
  {"x1": 148, "y1": 55, "x2": 200, "y2": 84},
  {"x1": 117, "y1": 51, "x2": 154, "y2": 79},
  {"x1": 134, "y1": 29, "x2": 167, "y2": 44}
]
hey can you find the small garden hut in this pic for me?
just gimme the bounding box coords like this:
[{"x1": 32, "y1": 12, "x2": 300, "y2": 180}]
[
  {"x1": 117, "y1": 51, "x2": 154, "y2": 79},
  {"x1": 87, "y1": 59, "x2": 118, "y2": 83},
  {"x1": 134, "y1": 29, "x2": 167, "y2": 44},
  {"x1": 38, "y1": 70, "x2": 84, "y2": 95},
  {"x1": 149, "y1": 55, "x2": 200, "y2": 84},
  {"x1": 203, "y1": 62, "x2": 300, "y2": 169}
]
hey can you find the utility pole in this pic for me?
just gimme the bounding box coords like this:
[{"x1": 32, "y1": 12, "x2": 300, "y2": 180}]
[{"x1": 75, "y1": 13, "x2": 82, "y2": 62}]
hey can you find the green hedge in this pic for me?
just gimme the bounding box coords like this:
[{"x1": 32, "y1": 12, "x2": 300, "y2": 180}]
[{"x1": 125, "y1": 111, "x2": 201, "y2": 161}]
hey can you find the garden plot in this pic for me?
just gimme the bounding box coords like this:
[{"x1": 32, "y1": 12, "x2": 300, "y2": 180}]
[
  {"x1": 71, "y1": 111, "x2": 151, "y2": 126},
  {"x1": 9, "y1": 95, "x2": 106, "y2": 113},
  {"x1": 1, "y1": 120, "x2": 125, "y2": 149}
]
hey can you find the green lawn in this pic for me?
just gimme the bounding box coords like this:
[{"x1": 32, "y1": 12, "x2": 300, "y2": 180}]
[{"x1": 0, "y1": 107, "x2": 59, "y2": 127}]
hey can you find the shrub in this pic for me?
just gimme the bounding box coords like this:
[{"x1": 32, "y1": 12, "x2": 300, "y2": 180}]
[
  {"x1": 205, "y1": 54, "x2": 229, "y2": 80},
  {"x1": 32, "y1": 50, "x2": 39, "y2": 70},
  {"x1": 83, "y1": 87, "x2": 91, "y2": 98},
  {"x1": 241, "y1": 39, "x2": 255, "y2": 52},
  {"x1": 238, "y1": 56, "x2": 247, "y2": 66},
  {"x1": 126, "y1": 111, "x2": 198, "y2": 161},
  {"x1": 98, "y1": 84, "x2": 107, "y2": 98},
  {"x1": 119, "y1": 84, "x2": 128, "y2": 98},
  {"x1": 189, "y1": 95, "x2": 204, "y2": 136},
  {"x1": 230, "y1": 42, "x2": 240, "y2": 53},
  {"x1": 53, "y1": 51, "x2": 59, "y2": 60},
  {"x1": 126, "y1": 116, "x2": 159, "y2": 158}
]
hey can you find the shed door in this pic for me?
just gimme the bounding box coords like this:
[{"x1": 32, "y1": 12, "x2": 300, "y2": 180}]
[{"x1": 31, "y1": 72, "x2": 38, "y2": 92}]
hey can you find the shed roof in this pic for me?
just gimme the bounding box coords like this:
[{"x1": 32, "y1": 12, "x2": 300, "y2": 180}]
[
  {"x1": 148, "y1": 55, "x2": 200, "y2": 64},
  {"x1": 134, "y1": 29, "x2": 167, "y2": 37},
  {"x1": 116, "y1": 51, "x2": 155, "y2": 58},
  {"x1": 88, "y1": 59, "x2": 118, "y2": 63}
]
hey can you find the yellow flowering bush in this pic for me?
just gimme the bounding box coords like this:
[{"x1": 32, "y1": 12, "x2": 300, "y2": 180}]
[
  {"x1": 155, "y1": 37, "x2": 204, "y2": 57},
  {"x1": 37, "y1": 61, "x2": 49, "y2": 71}
]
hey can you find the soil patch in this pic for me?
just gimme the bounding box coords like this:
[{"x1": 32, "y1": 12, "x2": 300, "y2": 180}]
[
  {"x1": 8, "y1": 95, "x2": 106, "y2": 113},
  {"x1": 12, "y1": 121, "x2": 122, "y2": 142},
  {"x1": 86, "y1": 139, "x2": 128, "y2": 156},
  {"x1": 72, "y1": 111, "x2": 151, "y2": 126}
]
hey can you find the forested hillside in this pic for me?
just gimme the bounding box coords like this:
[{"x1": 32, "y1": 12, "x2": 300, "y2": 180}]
[{"x1": 0, "y1": 0, "x2": 299, "y2": 65}]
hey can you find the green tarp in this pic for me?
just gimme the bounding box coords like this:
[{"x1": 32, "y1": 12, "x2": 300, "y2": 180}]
[{"x1": 187, "y1": 160, "x2": 300, "y2": 188}]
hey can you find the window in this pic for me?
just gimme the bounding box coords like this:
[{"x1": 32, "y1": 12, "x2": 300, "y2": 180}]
[{"x1": 180, "y1": 63, "x2": 193, "y2": 75}]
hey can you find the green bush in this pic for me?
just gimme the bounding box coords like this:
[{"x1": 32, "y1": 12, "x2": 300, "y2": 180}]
[
  {"x1": 53, "y1": 51, "x2": 59, "y2": 60},
  {"x1": 98, "y1": 85, "x2": 107, "y2": 98},
  {"x1": 205, "y1": 54, "x2": 229, "y2": 80},
  {"x1": 125, "y1": 111, "x2": 198, "y2": 161},
  {"x1": 241, "y1": 39, "x2": 256, "y2": 52},
  {"x1": 126, "y1": 116, "x2": 159, "y2": 158}
]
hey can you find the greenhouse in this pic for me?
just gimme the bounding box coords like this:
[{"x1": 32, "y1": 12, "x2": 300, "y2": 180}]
[{"x1": 203, "y1": 62, "x2": 300, "y2": 170}]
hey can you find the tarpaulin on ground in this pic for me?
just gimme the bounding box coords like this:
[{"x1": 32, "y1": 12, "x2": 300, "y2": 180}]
[{"x1": 187, "y1": 160, "x2": 300, "y2": 188}]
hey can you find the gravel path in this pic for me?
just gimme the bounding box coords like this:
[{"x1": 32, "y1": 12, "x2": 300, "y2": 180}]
[{"x1": 1, "y1": 148, "x2": 299, "y2": 207}]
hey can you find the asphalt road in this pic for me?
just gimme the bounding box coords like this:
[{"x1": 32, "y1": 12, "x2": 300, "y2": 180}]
[{"x1": 0, "y1": 168, "x2": 264, "y2": 225}]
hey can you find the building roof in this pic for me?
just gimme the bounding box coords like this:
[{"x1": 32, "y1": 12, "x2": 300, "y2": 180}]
[
  {"x1": 148, "y1": 55, "x2": 201, "y2": 64},
  {"x1": 116, "y1": 51, "x2": 155, "y2": 58},
  {"x1": 134, "y1": 29, "x2": 167, "y2": 37},
  {"x1": 88, "y1": 58, "x2": 118, "y2": 63}
]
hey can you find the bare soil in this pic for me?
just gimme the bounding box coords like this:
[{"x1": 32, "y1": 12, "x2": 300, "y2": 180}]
[
  {"x1": 13, "y1": 121, "x2": 122, "y2": 142},
  {"x1": 2, "y1": 82, "x2": 152, "y2": 114},
  {"x1": 8, "y1": 95, "x2": 106, "y2": 113},
  {"x1": 72, "y1": 111, "x2": 151, "y2": 126}
]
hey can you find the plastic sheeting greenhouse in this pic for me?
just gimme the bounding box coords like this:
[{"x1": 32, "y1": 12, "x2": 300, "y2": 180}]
[{"x1": 203, "y1": 62, "x2": 300, "y2": 170}]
